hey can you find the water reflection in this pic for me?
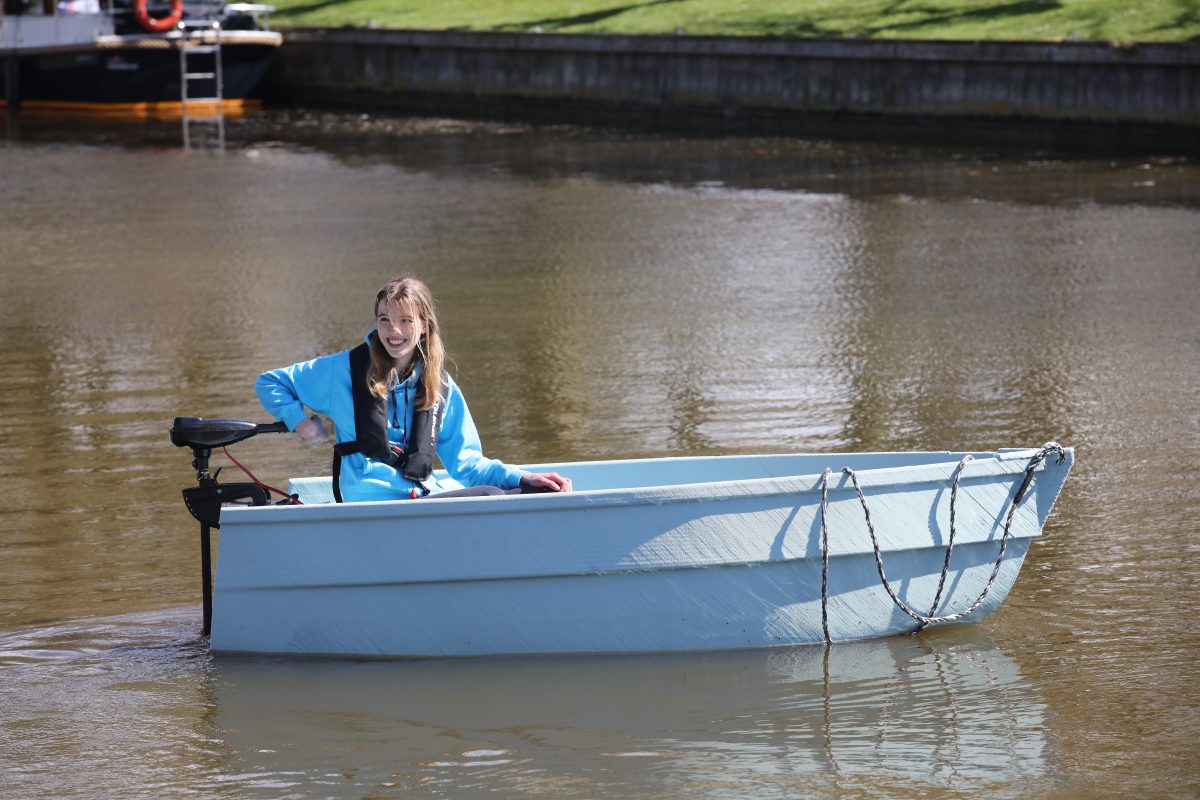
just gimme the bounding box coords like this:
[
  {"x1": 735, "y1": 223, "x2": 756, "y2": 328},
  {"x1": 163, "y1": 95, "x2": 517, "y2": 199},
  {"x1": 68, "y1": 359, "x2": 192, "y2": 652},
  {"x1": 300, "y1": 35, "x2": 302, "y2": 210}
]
[
  {"x1": 5, "y1": 111, "x2": 1199, "y2": 208},
  {"x1": 205, "y1": 628, "x2": 1046, "y2": 798},
  {"x1": 1, "y1": 612, "x2": 1048, "y2": 797},
  {"x1": 831, "y1": 197, "x2": 1092, "y2": 450}
]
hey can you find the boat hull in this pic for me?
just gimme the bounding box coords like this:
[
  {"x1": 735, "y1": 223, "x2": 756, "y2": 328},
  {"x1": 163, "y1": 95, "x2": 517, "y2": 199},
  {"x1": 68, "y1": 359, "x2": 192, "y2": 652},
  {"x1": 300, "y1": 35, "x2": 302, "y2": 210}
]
[
  {"x1": 2, "y1": 41, "x2": 277, "y2": 113},
  {"x1": 211, "y1": 447, "x2": 1072, "y2": 657},
  {"x1": 1, "y1": 12, "x2": 280, "y2": 115}
]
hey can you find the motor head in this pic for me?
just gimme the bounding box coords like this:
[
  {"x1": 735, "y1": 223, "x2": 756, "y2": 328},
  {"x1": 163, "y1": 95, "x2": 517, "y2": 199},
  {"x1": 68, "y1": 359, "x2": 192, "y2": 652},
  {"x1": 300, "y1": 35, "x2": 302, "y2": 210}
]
[{"x1": 170, "y1": 416, "x2": 288, "y2": 450}]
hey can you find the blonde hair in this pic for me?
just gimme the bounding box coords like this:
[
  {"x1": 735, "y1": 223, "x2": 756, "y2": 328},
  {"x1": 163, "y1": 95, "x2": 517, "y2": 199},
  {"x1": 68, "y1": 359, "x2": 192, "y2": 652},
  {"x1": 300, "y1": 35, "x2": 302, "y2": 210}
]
[{"x1": 368, "y1": 277, "x2": 445, "y2": 410}]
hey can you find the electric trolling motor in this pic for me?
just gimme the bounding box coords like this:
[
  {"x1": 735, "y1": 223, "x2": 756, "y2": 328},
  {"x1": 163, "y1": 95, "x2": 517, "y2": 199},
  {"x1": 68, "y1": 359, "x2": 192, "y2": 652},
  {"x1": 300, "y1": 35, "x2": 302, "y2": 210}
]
[{"x1": 169, "y1": 416, "x2": 292, "y2": 635}]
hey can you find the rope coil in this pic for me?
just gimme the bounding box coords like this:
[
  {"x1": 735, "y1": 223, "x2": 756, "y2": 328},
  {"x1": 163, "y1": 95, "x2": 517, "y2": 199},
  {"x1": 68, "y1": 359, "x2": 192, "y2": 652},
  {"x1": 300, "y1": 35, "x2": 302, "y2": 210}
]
[{"x1": 818, "y1": 442, "x2": 1065, "y2": 644}]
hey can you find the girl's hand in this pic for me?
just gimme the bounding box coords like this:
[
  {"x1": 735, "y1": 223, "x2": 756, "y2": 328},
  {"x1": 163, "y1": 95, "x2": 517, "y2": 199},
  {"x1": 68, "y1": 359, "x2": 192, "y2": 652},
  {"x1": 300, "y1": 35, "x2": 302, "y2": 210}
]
[
  {"x1": 520, "y1": 472, "x2": 573, "y2": 492},
  {"x1": 295, "y1": 415, "x2": 327, "y2": 443}
]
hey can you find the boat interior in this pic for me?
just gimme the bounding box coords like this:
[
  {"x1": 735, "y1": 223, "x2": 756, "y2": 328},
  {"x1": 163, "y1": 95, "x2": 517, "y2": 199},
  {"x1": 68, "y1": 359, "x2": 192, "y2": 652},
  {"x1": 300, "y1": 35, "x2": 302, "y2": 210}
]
[{"x1": 287, "y1": 450, "x2": 1000, "y2": 504}]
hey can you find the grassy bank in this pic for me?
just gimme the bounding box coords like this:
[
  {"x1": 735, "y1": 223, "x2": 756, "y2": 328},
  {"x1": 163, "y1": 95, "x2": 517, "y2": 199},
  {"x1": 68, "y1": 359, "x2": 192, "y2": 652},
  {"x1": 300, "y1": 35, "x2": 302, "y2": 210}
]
[{"x1": 267, "y1": 0, "x2": 1200, "y2": 43}]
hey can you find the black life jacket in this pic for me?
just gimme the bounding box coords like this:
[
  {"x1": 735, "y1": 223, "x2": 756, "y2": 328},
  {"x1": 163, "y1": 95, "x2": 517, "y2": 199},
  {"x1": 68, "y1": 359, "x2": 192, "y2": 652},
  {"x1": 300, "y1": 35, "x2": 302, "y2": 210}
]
[{"x1": 331, "y1": 336, "x2": 444, "y2": 502}]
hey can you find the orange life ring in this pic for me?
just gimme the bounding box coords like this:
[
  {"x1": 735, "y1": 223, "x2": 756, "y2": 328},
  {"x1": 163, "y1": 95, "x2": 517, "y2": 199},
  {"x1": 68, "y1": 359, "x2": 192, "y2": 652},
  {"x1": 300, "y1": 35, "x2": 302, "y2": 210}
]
[{"x1": 132, "y1": 0, "x2": 183, "y2": 33}]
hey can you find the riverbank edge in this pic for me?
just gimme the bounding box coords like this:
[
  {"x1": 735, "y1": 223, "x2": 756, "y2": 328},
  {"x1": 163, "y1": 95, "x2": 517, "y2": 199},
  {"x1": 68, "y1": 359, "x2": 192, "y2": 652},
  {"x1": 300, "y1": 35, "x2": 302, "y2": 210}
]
[{"x1": 265, "y1": 28, "x2": 1200, "y2": 150}]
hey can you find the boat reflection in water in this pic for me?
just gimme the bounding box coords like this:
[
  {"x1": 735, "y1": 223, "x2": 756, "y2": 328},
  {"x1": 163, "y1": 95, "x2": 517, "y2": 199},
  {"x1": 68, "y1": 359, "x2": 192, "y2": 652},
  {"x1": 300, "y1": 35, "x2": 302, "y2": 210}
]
[{"x1": 210, "y1": 628, "x2": 1049, "y2": 796}]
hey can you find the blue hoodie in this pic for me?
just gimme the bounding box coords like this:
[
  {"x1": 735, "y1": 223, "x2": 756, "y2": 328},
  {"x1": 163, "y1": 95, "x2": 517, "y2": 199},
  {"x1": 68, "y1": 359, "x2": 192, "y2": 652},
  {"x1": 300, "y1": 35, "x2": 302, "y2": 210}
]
[{"x1": 255, "y1": 333, "x2": 526, "y2": 501}]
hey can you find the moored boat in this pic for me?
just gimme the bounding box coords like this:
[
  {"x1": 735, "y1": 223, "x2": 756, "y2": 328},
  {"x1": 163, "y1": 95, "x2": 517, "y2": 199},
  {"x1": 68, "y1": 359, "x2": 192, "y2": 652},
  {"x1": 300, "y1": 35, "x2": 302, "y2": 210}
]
[
  {"x1": 169, "y1": 418, "x2": 1073, "y2": 658},
  {"x1": 1, "y1": 0, "x2": 280, "y2": 116}
]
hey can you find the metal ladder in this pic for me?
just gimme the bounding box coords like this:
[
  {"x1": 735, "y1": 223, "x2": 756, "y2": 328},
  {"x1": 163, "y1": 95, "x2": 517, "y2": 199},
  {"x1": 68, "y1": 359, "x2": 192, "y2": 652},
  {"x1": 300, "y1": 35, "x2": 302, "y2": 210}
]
[{"x1": 179, "y1": 20, "x2": 225, "y2": 152}]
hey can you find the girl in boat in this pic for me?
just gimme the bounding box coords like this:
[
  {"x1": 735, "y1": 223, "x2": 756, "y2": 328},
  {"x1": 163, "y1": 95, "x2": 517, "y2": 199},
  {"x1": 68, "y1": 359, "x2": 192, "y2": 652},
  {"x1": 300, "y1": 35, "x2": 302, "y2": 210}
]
[{"x1": 255, "y1": 276, "x2": 572, "y2": 502}]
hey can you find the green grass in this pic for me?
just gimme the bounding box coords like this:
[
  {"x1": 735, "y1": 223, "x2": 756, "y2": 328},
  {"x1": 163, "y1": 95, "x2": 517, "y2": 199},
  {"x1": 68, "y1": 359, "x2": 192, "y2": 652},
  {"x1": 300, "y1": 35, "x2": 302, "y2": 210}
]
[{"x1": 267, "y1": 0, "x2": 1200, "y2": 43}]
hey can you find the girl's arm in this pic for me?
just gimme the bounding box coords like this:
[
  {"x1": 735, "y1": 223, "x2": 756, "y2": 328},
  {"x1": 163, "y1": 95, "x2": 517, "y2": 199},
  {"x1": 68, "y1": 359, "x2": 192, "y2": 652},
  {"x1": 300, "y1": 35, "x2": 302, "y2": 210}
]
[
  {"x1": 254, "y1": 351, "x2": 343, "y2": 432},
  {"x1": 436, "y1": 381, "x2": 526, "y2": 489}
]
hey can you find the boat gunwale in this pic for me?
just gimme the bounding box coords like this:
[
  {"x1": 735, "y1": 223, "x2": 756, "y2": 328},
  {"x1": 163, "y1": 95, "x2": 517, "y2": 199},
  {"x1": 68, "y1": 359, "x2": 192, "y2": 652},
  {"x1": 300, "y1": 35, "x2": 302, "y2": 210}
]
[
  {"x1": 221, "y1": 446, "x2": 1071, "y2": 526},
  {"x1": 1, "y1": 11, "x2": 282, "y2": 54},
  {"x1": 8, "y1": 32, "x2": 286, "y2": 54}
]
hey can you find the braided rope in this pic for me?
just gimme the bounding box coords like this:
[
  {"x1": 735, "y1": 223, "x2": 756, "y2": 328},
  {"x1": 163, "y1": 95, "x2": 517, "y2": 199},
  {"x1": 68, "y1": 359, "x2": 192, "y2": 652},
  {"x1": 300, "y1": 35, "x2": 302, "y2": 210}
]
[
  {"x1": 818, "y1": 442, "x2": 1065, "y2": 642},
  {"x1": 919, "y1": 454, "x2": 975, "y2": 630},
  {"x1": 820, "y1": 467, "x2": 833, "y2": 644}
]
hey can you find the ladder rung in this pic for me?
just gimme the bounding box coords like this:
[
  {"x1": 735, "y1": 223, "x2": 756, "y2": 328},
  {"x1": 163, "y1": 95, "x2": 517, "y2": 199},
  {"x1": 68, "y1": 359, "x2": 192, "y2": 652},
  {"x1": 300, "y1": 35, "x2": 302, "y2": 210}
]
[{"x1": 180, "y1": 34, "x2": 224, "y2": 109}]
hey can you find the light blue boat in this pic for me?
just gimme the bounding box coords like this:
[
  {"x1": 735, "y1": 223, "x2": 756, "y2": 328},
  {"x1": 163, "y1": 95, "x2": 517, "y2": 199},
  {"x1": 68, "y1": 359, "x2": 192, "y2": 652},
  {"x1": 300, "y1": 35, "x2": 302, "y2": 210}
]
[{"x1": 174, "y1": 429, "x2": 1072, "y2": 658}]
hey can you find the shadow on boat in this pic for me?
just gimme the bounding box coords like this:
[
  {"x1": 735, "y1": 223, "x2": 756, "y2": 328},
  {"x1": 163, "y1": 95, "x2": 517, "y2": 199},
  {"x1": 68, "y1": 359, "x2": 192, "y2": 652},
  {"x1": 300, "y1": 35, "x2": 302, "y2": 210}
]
[{"x1": 206, "y1": 626, "x2": 1051, "y2": 794}]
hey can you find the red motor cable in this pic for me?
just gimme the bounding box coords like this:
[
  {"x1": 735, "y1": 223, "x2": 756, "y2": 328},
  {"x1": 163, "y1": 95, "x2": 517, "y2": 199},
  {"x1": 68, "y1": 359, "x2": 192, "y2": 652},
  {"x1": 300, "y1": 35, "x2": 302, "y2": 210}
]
[{"x1": 222, "y1": 446, "x2": 303, "y2": 505}]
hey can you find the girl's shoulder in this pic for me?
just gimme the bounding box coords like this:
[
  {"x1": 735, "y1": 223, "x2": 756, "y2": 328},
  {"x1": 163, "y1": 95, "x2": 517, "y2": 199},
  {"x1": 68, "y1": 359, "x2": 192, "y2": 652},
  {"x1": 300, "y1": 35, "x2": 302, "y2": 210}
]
[
  {"x1": 279, "y1": 348, "x2": 356, "y2": 389},
  {"x1": 436, "y1": 368, "x2": 466, "y2": 406},
  {"x1": 304, "y1": 347, "x2": 354, "y2": 372}
]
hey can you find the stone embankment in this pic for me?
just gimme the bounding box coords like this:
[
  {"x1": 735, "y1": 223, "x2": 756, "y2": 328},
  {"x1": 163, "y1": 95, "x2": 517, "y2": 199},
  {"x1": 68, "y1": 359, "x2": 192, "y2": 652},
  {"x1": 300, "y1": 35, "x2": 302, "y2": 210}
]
[{"x1": 267, "y1": 28, "x2": 1199, "y2": 144}]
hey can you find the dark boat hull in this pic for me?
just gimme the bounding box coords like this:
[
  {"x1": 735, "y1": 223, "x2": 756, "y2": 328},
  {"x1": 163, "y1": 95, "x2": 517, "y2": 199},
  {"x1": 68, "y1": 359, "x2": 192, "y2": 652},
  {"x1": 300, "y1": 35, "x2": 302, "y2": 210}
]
[{"x1": 2, "y1": 38, "x2": 278, "y2": 115}]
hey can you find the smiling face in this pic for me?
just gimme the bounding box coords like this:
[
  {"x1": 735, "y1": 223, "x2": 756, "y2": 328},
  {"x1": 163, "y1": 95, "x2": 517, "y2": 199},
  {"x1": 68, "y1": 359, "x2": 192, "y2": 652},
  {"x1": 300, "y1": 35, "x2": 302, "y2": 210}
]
[{"x1": 376, "y1": 299, "x2": 426, "y2": 367}]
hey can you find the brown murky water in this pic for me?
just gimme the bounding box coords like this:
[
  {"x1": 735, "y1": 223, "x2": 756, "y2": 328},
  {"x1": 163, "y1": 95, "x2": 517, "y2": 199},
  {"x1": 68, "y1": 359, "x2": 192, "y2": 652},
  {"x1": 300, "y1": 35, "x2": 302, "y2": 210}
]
[{"x1": 1, "y1": 111, "x2": 1197, "y2": 798}]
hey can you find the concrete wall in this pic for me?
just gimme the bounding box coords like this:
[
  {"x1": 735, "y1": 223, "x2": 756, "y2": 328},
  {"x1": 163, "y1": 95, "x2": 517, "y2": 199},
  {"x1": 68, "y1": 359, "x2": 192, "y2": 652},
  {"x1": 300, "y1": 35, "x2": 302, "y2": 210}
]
[{"x1": 267, "y1": 28, "x2": 1200, "y2": 129}]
